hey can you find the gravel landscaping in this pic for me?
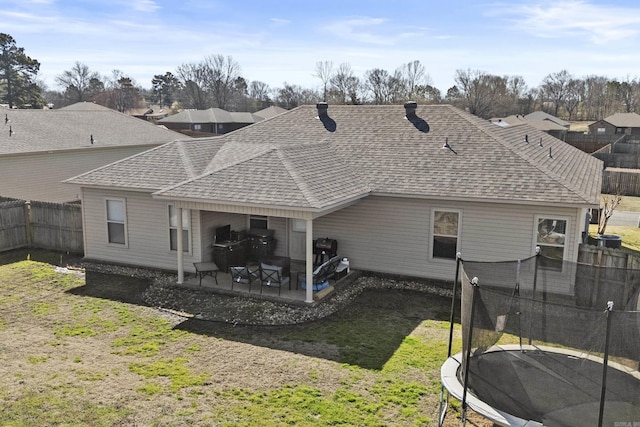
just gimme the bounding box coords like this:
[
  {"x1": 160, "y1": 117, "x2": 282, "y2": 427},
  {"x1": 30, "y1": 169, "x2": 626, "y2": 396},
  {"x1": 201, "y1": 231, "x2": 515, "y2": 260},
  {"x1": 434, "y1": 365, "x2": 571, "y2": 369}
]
[{"x1": 79, "y1": 260, "x2": 454, "y2": 326}]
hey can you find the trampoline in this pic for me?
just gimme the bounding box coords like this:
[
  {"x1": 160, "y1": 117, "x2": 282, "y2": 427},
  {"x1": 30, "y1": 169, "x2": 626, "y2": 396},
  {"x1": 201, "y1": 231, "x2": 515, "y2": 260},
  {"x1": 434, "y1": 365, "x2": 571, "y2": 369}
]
[{"x1": 439, "y1": 253, "x2": 640, "y2": 426}]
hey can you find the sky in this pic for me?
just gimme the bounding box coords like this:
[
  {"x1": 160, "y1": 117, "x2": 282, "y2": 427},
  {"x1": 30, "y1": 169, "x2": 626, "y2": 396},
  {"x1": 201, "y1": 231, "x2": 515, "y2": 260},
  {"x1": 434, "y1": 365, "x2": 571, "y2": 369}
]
[{"x1": 3, "y1": 0, "x2": 640, "y2": 95}]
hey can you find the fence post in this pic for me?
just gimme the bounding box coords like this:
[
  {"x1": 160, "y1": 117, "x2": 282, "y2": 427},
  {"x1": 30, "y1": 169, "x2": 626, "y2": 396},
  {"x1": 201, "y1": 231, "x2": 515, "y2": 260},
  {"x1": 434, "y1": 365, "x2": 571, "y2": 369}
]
[{"x1": 23, "y1": 201, "x2": 33, "y2": 248}]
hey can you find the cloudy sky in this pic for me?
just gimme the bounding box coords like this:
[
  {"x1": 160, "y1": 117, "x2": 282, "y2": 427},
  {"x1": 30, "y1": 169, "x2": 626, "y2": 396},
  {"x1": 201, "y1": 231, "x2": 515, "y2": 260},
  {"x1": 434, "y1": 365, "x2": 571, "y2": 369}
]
[{"x1": 3, "y1": 0, "x2": 640, "y2": 94}]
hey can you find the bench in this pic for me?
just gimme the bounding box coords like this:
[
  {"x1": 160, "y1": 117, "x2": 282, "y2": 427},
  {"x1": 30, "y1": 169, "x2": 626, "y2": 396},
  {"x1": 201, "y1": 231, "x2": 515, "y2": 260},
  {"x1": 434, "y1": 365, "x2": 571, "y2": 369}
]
[{"x1": 297, "y1": 255, "x2": 342, "y2": 291}]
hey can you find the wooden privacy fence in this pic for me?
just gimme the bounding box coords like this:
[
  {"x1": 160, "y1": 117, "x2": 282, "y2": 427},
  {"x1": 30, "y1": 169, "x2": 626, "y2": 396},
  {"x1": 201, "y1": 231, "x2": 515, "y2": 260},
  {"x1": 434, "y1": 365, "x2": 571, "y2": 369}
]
[
  {"x1": 602, "y1": 168, "x2": 640, "y2": 196},
  {"x1": 0, "y1": 198, "x2": 83, "y2": 254}
]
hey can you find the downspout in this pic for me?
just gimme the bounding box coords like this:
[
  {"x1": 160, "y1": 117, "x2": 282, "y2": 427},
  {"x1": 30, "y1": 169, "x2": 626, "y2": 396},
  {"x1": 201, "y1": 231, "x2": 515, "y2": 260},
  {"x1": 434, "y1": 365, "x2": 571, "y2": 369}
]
[
  {"x1": 305, "y1": 219, "x2": 314, "y2": 303},
  {"x1": 177, "y1": 207, "x2": 184, "y2": 284}
]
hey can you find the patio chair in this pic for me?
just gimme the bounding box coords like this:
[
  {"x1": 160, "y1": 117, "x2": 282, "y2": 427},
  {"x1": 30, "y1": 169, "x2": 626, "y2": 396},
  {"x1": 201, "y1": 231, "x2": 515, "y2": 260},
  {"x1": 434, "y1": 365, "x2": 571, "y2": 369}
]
[
  {"x1": 259, "y1": 262, "x2": 290, "y2": 295},
  {"x1": 229, "y1": 266, "x2": 258, "y2": 292},
  {"x1": 297, "y1": 255, "x2": 341, "y2": 291}
]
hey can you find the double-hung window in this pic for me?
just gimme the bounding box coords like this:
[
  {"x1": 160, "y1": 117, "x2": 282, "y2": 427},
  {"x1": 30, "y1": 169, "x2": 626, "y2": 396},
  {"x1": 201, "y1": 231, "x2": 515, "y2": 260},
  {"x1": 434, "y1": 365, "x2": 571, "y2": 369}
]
[
  {"x1": 432, "y1": 210, "x2": 460, "y2": 260},
  {"x1": 169, "y1": 205, "x2": 190, "y2": 252},
  {"x1": 536, "y1": 216, "x2": 567, "y2": 270},
  {"x1": 106, "y1": 199, "x2": 126, "y2": 245}
]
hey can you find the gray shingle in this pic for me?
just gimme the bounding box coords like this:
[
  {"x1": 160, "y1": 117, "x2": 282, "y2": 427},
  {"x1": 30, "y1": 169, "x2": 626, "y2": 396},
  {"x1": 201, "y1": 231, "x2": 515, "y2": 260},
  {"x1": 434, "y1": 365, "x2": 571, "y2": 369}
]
[{"x1": 68, "y1": 104, "x2": 602, "y2": 209}]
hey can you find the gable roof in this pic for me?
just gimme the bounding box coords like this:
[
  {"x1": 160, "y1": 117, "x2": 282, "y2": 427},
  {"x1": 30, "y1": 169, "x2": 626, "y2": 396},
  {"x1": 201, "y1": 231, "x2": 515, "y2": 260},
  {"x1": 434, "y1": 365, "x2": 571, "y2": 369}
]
[
  {"x1": 0, "y1": 107, "x2": 187, "y2": 155},
  {"x1": 157, "y1": 108, "x2": 264, "y2": 125},
  {"x1": 67, "y1": 104, "x2": 602, "y2": 211},
  {"x1": 602, "y1": 112, "x2": 640, "y2": 128},
  {"x1": 525, "y1": 111, "x2": 570, "y2": 127}
]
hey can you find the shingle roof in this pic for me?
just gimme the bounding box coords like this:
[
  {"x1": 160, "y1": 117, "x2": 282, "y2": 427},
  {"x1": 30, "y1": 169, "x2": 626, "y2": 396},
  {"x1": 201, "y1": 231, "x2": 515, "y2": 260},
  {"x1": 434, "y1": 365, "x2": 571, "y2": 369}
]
[
  {"x1": 0, "y1": 107, "x2": 187, "y2": 155},
  {"x1": 157, "y1": 108, "x2": 263, "y2": 125},
  {"x1": 254, "y1": 106, "x2": 288, "y2": 119},
  {"x1": 67, "y1": 104, "x2": 602, "y2": 210},
  {"x1": 525, "y1": 111, "x2": 570, "y2": 127},
  {"x1": 602, "y1": 112, "x2": 640, "y2": 128}
]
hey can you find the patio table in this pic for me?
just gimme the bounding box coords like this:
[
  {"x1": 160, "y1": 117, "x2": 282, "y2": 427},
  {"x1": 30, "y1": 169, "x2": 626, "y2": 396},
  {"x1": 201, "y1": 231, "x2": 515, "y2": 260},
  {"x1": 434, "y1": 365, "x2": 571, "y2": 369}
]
[{"x1": 193, "y1": 262, "x2": 219, "y2": 286}]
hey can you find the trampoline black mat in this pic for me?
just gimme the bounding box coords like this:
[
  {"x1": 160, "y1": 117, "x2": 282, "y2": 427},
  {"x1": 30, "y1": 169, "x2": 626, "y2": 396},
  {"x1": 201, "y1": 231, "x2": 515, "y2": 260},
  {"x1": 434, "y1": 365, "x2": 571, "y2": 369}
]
[{"x1": 464, "y1": 349, "x2": 640, "y2": 426}]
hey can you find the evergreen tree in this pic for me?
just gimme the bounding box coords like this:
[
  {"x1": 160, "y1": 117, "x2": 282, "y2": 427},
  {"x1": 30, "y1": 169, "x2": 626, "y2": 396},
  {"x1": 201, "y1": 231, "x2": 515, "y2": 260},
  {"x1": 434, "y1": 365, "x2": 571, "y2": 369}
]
[{"x1": 0, "y1": 33, "x2": 42, "y2": 108}]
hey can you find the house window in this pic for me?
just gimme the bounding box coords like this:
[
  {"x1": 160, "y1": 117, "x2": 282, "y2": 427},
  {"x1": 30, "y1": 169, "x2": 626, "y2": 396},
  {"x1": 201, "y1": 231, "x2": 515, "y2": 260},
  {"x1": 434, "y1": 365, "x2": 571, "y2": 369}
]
[
  {"x1": 193, "y1": 124, "x2": 201, "y2": 131},
  {"x1": 597, "y1": 127, "x2": 605, "y2": 133},
  {"x1": 536, "y1": 217, "x2": 567, "y2": 270},
  {"x1": 169, "y1": 205, "x2": 190, "y2": 252},
  {"x1": 250, "y1": 215, "x2": 268, "y2": 230},
  {"x1": 106, "y1": 199, "x2": 126, "y2": 245},
  {"x1": 432, "y1": 210, "x2": 460, "y2": 260}
]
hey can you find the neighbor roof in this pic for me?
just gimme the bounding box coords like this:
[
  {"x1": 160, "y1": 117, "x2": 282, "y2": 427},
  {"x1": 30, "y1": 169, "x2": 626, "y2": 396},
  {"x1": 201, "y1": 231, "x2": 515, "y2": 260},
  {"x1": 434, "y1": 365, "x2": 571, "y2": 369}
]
[
  {"x1": 602, "y1": 112, "x2": 640, "y2": 128},
  {"x1": 0, "y1": 105, "x2": 187, "y2": 155},
  {"x1": 525, "y1": 111, "x2": 570, "y2": 127},
  {"x1": 158, "y1": 108, "x2": 263, "y2": 125},
  {"x1": 254, "y1": 106, "x2": 288, "y2": 119},
  {"x1": 67, "y1": 104, "x2": 602, "y2": 211}
]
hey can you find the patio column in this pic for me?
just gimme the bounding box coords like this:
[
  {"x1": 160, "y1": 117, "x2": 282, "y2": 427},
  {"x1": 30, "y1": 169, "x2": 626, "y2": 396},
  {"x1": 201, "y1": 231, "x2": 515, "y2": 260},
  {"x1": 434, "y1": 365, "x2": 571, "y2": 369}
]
[
  {"x1": 305, "y1": 218, "x2": 314, "y2": 303},
  {"x1": 177, "y1": 207, "x2": 184, "y2": 284}
]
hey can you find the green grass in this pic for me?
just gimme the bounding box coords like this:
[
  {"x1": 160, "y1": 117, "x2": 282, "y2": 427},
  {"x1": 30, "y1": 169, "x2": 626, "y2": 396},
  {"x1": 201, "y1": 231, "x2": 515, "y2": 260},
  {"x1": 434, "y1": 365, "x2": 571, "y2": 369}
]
[{"x1": 0, "y1": 257, "x2": 467, "y2": 427}]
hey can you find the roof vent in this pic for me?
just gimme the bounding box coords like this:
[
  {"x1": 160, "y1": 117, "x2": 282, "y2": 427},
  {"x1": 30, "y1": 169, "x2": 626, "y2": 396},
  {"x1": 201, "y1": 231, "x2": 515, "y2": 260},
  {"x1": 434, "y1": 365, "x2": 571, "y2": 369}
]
[
  {"x1": 316, "y1": 102, "x2": 328, "y2": 118},
  {"x1": 9, "y1": 125, "x2": 13, "y2": 137},
  {"x1": 90, "y1": 134, "x2": 94, "y2": 145},
  {"x1": 404, "y1": 101, "x2": 417, "y2": 118}
]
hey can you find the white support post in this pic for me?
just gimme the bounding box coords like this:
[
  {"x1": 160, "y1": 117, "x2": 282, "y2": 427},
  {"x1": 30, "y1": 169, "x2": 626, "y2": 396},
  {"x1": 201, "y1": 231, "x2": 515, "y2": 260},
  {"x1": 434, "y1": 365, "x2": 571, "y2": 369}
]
[
  {"x1": 305, "y1": 218, "x2": 314, "y2": 303},
  {"x1": 177, "y1": 207, "x2": 184, "y2": 284}
]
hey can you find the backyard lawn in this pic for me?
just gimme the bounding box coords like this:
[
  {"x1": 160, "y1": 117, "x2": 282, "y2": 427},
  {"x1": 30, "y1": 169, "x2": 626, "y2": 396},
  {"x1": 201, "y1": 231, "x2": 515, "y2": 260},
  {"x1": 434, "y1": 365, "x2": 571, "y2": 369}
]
[{"x1": 0, "y1": 253, "x2": 489, "y2": 427}]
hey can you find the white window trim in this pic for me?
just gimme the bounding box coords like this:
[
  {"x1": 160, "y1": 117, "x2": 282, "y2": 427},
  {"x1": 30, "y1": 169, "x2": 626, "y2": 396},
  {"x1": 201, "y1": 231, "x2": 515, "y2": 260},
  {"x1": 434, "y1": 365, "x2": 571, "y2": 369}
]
[
  {"x1": 430, "y1": 208, "x2": 462, "y2": 261},
  {"x1": 168, "y1": 205, "x2": 191, "y2": 254},
  {"x1": 533, "y1": 215, "x2": 569, "y2": 266},
  {"x1": 105, "y1": 198, "x2": 128, "y2": 247}
]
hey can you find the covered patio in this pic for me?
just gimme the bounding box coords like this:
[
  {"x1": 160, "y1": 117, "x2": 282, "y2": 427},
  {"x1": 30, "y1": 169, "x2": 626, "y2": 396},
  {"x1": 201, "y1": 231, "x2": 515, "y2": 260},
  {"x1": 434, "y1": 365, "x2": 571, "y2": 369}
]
[{"x1": 178, "y1": 259, "x2": 358, "y2": 305}]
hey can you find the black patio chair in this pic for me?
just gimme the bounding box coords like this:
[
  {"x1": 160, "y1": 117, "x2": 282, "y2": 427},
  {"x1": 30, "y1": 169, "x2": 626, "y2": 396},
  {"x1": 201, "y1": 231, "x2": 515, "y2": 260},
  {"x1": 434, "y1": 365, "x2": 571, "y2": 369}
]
[
  {"x1": 229, "y1": 266, "x2": 257, "y2": 292},
  {"x1": 259, "y1": 263, "x2": 290, "y2": 296}
]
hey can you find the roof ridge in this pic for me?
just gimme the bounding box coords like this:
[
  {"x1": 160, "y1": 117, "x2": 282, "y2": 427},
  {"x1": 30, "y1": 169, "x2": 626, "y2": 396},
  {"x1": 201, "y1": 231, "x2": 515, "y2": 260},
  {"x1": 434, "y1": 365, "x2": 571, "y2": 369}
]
[
  {"x1": 175, "y1": 140, "x2": 197, "y2": 178},
  {"x1": 276, "y1": 148, "x2": 323, "y2": 208}
]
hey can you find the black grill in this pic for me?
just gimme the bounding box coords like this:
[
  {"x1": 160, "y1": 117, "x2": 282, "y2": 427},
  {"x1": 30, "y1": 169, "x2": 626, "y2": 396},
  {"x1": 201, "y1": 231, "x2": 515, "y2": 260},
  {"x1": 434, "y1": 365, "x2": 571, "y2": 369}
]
[
  {"x1": 247, "y1": 229, "x2": 276, "y2": 261},
  {"x1": 314, "y1": 238, "x2": 337, "y2": 265}
]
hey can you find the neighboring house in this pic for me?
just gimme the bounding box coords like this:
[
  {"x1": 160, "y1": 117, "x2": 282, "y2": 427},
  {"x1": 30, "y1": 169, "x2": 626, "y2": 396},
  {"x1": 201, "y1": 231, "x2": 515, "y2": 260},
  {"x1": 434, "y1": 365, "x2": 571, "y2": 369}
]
[
  {"x1": 157, "y1": 108, "x2": 264, "y2": 136},
  {"x1": 254, "y1": 106, "x2": 287, "y2": 120},
  {"x1": 66, "y1": 103, "x2": 602, "y2": 303},
  {"x1": 0, "y1": 103, "x2": 188, "y2": 203},
  {"x1": 126, "y1": 105, "x2": 171, "y2": 122},
  {"x1": 524, "y1": 111, "x2": 570, "y2": 128},
  {"x1": 588, "y1": 113, "x2": 640, "y2": 138},
  {"x1": 491, "y1": 111, "x2": 568, "y2": 140}
]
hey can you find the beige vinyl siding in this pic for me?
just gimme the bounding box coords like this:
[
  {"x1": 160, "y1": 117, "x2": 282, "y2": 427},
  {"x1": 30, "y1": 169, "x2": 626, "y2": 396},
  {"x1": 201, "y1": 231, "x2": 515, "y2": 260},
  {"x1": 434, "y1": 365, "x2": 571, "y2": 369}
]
[
  {"x1": 314, "y1": 196, "x2": 582, "y2": 281},
  {"x1": 82, "y1": 188, "x2": 200, "y2": 272},
  {"x1": 267, "y1": 217, "x2": 287, "y2": 257},
  {"x1": 0, "y1": 146, "x2": 157, "y2": 203}
]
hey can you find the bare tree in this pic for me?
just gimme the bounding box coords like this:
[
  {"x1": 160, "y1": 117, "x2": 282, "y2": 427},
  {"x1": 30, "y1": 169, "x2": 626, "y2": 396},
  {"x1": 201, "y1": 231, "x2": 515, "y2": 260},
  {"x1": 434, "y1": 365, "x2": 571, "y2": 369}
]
[
  {"x1": 203, "y1": 54, "x2": 242, "y2": 109},
  {"x1": 314, "y1": 60, "x2": 333, "y2": 101},
  {"x1": 453, "y1": 69, "x2": 502, "y2": 118},
  {"x1": 541, "y1": 70, "x2": 573, "y2": 116},
  {"x1": 55, "y1": 61, "x2": 102, "y2": 103},
  {"x1": 330, "y1": 63, "x2": 355, "y2": 104},
  {"x1": 598, "y1": 193, "x2": 622, "y2": 235},
  {"x1": 397, "y1": 60, "x2": 430, "y2": 100},
  {"x1": 564, "y1": 79, "x2": 583, "y2": 120},
  {"x1": 248, "y1": 80, "x2": 272, "y2": 110},
  {"x1": 175, "y1": 62, "x2": 210, "y2": 109},
  {"x1": 174, "y1": 54, "x2": 242, "y2": 110}
]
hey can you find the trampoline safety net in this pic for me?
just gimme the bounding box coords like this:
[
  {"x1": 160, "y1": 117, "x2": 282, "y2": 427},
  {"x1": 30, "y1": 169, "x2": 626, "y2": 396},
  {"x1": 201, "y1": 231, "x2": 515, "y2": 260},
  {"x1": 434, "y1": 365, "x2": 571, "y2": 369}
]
[{"x1": 458, "y1": 255, "x2": 640, "y2": 426}]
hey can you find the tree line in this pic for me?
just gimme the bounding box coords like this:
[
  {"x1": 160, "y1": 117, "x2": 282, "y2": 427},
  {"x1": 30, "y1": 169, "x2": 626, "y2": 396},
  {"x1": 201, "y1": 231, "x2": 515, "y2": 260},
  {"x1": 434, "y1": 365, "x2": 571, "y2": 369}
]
[{"x1": 2, "y1": 33, "x2": 639, "y2": 121}]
